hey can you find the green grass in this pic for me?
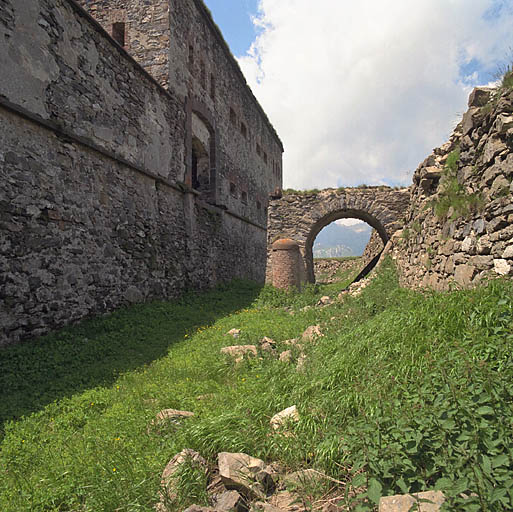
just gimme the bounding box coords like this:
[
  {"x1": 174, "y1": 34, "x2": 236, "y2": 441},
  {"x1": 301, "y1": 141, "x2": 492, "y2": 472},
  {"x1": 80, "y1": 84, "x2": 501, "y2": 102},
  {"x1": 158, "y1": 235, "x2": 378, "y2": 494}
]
[
  {"x1": 1, "y1": 262, "x2": 513, "y2": 511},
  {"x1": 430, "y1": 148, "x2": 484, "y2": 220}
]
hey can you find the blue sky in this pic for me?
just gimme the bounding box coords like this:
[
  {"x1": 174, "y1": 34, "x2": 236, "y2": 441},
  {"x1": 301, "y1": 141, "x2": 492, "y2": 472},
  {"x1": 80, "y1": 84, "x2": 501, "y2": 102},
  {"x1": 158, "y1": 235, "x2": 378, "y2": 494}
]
[
  {"x1": 203, "y1": 0, "x2": 513, "y2": 190},
  {"x1": 203, "y1": 0, "x2": 259, "y2": 57}
]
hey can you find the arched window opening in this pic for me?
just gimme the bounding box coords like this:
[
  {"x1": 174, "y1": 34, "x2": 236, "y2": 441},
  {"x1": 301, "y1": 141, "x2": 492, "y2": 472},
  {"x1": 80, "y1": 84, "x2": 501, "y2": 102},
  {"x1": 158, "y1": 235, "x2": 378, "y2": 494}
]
[
  {"x1": 191, "y1": 136, "x2": 210, "y2": 192},
  {"x1": 191, "y1": 112, "x2": 215, "y2": 193}
]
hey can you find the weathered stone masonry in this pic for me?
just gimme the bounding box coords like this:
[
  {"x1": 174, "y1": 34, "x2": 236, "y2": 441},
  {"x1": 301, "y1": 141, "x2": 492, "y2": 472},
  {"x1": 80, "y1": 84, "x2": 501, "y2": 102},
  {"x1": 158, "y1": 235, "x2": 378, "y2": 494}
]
[
  {"x1": 391, "y1": 86, "x2": 513, "y2": 290},
  {"x1": 266, "y1": 187, "x2": 410, "y2": 284},
  {"x1": 0, "y1": 0, "x2": 282, "y2": 346}
]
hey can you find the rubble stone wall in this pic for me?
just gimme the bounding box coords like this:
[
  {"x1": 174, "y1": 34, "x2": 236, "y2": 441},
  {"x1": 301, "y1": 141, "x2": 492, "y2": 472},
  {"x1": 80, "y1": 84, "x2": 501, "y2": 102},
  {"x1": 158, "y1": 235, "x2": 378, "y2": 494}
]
[
  {"x1": 266, "y1": 187, "x2": 410, "y2": 284},
  {"x1": 391, "y1": 86, "x2": 513, "y2": 290},
  {"x1": 77, "y1": 0, "x2": 284, "y2": 223},
  {"x1": 0, "y1": 0, "x2": 268, "y2": 346}
]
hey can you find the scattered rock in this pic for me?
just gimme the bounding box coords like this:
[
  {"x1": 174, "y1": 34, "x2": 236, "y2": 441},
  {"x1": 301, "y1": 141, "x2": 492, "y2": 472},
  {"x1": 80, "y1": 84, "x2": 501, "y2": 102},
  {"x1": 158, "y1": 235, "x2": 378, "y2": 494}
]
[
  {"x1": 316, "y1": 296, "x2": 331, "y2": 306},
  {"x1": 283, "y1": 338, "x2": 300, "y2": 346},
  {"x1": 296, "y1": 354, "x2": 307, "y2": 372},
  {"x1": 214, "y1": 490, "x2": 246, "y2": 512},
  {"x1": 270, "y1": 406, "x2": 299, "y2": 431},
  {"x1": 259, "y1": 337, "x2": 276, "y2": 354},
  {"x1": 160, "y1": 449, "x2": 208, "y2": 502},
  {"x1": 279, "y1": 350, "x2": 292, "y2": 362},
  {"x1": 221, "y1": 345, "x2": 258, "y2": 363},
  {"x1": 218, "y1": 452, "x2": 273, "y2": 500},
  {"x1": 227, "y1": 329, "x2": 242, "y2": 338},
  {"x1": 301, "y1": 325, "x2": 322, "y2": 342},
  {"x1": 379, "y1": 490, "x2": 445, "y2": 511},
  {"x1": 149, "y1": 409, "x2": 194, "y2": 434},
  {"x1": 183, "y1": 506, "x2": 215, "y2": 512}
]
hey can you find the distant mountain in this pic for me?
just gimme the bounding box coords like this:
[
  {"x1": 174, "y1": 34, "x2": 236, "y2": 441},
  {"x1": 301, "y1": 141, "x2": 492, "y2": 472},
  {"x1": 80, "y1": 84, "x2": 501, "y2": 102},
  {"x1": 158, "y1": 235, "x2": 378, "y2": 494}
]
[{"x1": 313, "y1": 221, "x2": 372, "y2": 258}]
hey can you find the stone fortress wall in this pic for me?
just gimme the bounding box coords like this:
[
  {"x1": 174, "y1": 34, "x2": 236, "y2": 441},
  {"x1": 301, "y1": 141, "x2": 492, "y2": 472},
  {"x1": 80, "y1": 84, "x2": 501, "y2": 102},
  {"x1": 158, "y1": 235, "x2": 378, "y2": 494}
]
[
  {"x1": 391, "y1": 86, "x2": 513, "y2": 290},
  {"x1": 0, "y1": 0, "x2": 282, "y2": 346},
  {"x1": 266, "y1": 187, "x2": 411, "y2": 284}
]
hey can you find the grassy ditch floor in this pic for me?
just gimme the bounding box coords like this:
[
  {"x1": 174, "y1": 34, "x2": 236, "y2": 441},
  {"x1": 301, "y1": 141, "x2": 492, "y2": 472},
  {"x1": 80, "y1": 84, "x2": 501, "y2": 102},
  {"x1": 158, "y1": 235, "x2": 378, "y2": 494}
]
[{"x1": 1, "y1": 261, "x2": 513, "y2": 511}]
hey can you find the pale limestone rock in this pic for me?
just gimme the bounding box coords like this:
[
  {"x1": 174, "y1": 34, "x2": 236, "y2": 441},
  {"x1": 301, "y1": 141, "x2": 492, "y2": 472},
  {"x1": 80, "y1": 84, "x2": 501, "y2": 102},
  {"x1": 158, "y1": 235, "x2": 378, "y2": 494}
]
[
  {"x1": 316, "y1": 296, "x2": 331, "y2": 306},
  {"x1": 270, "y1": 405, "x2": 299, "y2": 431},
  {"x1": 454, "y1": 264, "x2": 476, "y2": 286},
  {"x1": 502, "y1": 245, "x2": 513, "y2": 259},
  {"x1": 379, "y1": 490, "x2": 445, "y2": 511},
  {"x1": 494, "y1": 259, "x2": 512, "y2": 275},
  {"x1": 460, "y1": 236, "x2": 475, "y2": 253},
  {"x1": 227, "y1": 329, "x2": 241, "y2": 338},
  {"x1": 218, "y1": 453, "x2": 272, "y2": 500},
  {"x1": 161, "y1": 449, "x2": 207, "y2": 502},
  {"x1": 221, "y1": 345, "x2": 257, "y2": 363},
  {"x1": 296, "y1": 353, "x2": 307, "y2": 372},
  {"x1": 279, "y1": 350, "x2": 292, "y2": 362},
  {"x1": 301, "y1": 325, "x2": 322, "y2": 342}
]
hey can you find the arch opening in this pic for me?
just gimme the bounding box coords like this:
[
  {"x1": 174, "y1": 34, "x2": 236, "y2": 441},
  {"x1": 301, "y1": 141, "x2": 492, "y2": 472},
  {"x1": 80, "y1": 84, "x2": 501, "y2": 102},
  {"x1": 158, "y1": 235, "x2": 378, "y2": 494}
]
[
  {"x1": 305, "y1": 209, "x2": 389, "y2": 284},
  {"x1": 190, "y1": 110, "x2": 216, "y2": 199}
]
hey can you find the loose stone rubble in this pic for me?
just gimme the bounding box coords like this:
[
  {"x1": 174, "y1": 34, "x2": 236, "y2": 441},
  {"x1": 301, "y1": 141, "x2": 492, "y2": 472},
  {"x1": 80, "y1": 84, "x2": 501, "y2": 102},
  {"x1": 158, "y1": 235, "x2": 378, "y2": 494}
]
[
  {"x1": 379, "y1": 490, "x2": 445, "y2": 512},
  {"x1": 221, "y1": 345, "x2": 258, "y2": 363},
  {"x1": 269, "y1": 406, "x2": 300, "y2": 432}
]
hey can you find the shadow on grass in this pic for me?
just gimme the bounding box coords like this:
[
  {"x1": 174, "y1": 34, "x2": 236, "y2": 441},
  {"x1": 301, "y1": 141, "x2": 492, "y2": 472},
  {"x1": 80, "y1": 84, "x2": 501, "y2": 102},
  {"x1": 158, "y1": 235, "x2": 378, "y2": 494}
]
[{"x1": 0, "y1": 280, "x2": 262, "y2": 432}]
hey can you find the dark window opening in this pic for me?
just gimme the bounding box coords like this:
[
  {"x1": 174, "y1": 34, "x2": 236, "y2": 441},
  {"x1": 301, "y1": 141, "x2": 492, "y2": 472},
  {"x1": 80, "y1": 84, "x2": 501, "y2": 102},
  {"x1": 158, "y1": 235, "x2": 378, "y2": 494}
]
[
  {"x1": 241, "y1": 191, "x2": 247, "y2": 203},
  {"x1": 210, "y1": 74, "x2": 215, "y2": 99},
  {"x1": 112, "y1": 22, "x2": 125, "y2": 47},
  {"x1": 200, "y1": 60, "x2": 206, "y2": 88},
  {"x1": 188, "y1": 44, "x2": 194, "y2": 69},
  {"x1": 240, "y1": 122, "x2": 247, "y2": 139},
  {"x1": 256, "y1": 143, "x2": 261, "y2": 156},
  {"x1": 230, "y1": 182, "x2": 236, "y2": 196},
  {"x1": 191, "y1": 136, "x2": 210, "y2": 192},
  {"x1": 263, "y1": 151, "x2": 268, "y2": 164},
  {"x1": 229, "y1": 107, "x2": 237, "y2": 126},
  {"x1": 256, "y1": 200, "x2": 261, "y2": 210}
]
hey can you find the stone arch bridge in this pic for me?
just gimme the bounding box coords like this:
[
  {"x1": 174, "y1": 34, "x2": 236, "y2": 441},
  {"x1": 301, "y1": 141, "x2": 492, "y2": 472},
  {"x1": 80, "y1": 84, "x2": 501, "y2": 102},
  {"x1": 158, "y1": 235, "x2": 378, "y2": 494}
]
[{"x1": 266, "y1": 187, "x2": 411, "y2": 284}]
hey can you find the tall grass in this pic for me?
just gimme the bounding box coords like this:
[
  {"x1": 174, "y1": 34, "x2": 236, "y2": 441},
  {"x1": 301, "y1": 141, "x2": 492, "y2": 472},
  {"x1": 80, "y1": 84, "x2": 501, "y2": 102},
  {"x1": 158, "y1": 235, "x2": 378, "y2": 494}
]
[{"x1": 1, "y1": 261, "x2": 512, "y2": 510}]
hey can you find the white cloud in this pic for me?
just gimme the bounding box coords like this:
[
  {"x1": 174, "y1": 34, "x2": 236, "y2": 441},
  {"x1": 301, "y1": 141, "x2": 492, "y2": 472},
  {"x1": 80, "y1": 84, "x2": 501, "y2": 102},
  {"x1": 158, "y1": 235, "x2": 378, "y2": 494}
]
[
  {"x1": 335, "y1": 218, "x2": 364, "y2": 227},
  {"x1": 239, "y1": 0, "x2": 513, "y2": 189}
]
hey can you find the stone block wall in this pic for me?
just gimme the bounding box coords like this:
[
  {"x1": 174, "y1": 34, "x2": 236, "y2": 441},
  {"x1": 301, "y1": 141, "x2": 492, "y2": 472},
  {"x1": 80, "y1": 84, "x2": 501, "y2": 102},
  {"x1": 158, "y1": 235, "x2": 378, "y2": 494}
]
[
  {"x1": 77, "y1": 0, "x2": 283, "y2": 225},
  {"x1": 0, "y1": 0, "x2": 270, "y2": 346},
  {"x1": 391, "y1": 86, "x2": 513, "y2": 290},
  {"x1": 266, "y1": 187, "x2": 411, "y2": 284}
]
